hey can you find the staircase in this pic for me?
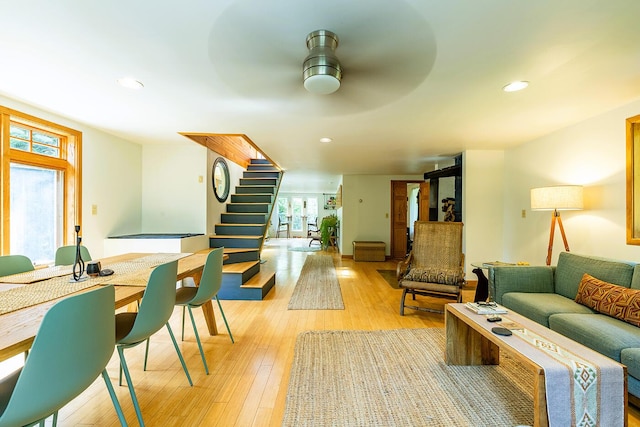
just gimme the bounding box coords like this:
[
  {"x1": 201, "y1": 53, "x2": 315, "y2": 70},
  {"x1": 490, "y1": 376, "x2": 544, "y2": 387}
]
[{"x1": 209, "y1": 158, "x2": 279, "y2": 300}]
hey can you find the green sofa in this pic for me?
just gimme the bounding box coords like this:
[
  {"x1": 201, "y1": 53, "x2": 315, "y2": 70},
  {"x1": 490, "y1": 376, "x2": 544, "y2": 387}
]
[{"x1": 489, "y1": 252, "x2": 640, "y2": 400}]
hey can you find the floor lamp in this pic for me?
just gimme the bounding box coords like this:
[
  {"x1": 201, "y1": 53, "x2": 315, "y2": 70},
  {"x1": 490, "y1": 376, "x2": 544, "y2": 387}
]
[{"x1": 531, "y1": 185, "x2": 584, "y2": 266}]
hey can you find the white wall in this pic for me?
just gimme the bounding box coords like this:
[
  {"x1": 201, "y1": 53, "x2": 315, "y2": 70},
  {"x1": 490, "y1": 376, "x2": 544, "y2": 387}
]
[
  {"x1": 502, "y1": 99, "x2": 640, "y2": 265},
  {"x1": 207, "y1": 151, "x2": 245, "y2": 235},
  {"x1": 141, "y1": 144, "x2": 207, "y2": 233},
  {"x1": 0, "y1": 95, "x2": 143, "y2": 259},
  {"x1": 463, "y1": 150, "x2": 505, "y2": 278},
  {"x1": 342, "y1": 174, "x2": 423, "y2": 256}
]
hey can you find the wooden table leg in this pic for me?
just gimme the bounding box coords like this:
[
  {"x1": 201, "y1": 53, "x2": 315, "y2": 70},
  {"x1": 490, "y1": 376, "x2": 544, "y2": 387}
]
[
  {"x1": 189, "y1": 270, "x2": 218, "y2": 336},
  {"x1": 445, "y1": 308, "x2": 499, "y2": 365},
  {"x1": 202, "y1": 300, "x2": 219, "y2": 336},
  {"x1": 534, "y1": 370, "x2": 549, "y2": 427}
]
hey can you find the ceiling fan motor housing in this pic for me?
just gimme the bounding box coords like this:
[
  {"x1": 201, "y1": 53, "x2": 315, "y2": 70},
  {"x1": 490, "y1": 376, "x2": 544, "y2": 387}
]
[{"x1": 303, "y1": 30, "x2": 342, "y2": 94}]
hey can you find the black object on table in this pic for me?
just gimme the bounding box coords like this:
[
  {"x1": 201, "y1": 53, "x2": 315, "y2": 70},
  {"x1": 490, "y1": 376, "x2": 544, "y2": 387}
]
[{"x1": 471, "y1": 267, "x2": 489, "y2": 302}]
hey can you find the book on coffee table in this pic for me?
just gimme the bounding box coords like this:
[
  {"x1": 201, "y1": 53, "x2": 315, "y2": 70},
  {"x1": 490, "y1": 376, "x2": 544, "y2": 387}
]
[{"x1": 464, "y1": 302, "x2": 508, "y2": 315}]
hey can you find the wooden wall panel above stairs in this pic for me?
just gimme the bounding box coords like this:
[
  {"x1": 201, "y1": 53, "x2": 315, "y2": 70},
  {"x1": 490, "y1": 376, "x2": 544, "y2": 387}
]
[{"x1": 210, "y1": 158, "x2": 279, "y2": 300}]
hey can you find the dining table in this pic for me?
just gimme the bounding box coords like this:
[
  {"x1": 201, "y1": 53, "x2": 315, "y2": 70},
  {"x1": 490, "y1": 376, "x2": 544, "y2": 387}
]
[{"x1": 0, "y1": 250, "x2": 220, "y2": 362}]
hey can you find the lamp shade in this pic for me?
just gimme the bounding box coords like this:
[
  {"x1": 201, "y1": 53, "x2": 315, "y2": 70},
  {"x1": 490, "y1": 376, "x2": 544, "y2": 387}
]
[{"x1": 530, "y1": 185, "x2": 584, "y2": 211}]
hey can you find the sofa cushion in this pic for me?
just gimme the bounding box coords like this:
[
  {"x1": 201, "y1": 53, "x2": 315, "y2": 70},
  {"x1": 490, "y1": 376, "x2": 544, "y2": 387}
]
[
  {"x1": 575, "y1": 273, "x2": 640, "y2": 327},
  {"x1": 403, "y1": 267, "x2": 463, "y2": 286},
  {"x1": 549, "y1": 313, "x2": 640, "y2": 362},
  {"x1": 502, "y1": 292, "x2": 593, "y2": 327},
  {"x1": 554, "y1": 252, "x2": 635, "y2": 300},
  {"x1": 489, "y1": 266, "x2": 554, "y2": 304},
  {"x1": 632, "y1": 265, "x2": 640, "y2": 290},
  {"x1": 621, "y1": 349, "x2": 640, "y2": 382}
]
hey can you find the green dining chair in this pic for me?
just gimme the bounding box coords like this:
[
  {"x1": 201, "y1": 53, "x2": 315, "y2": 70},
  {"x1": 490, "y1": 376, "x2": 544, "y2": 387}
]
[
  {"x1": 115, "y1": 260, "x2": 192, "y2": 427},
  {"x1": 0, "y1": 285, "x2": 127, "y2": 427},
  {"x1": 0, "y1": 254, "x2": 34, "y2": 277},
  {"x1": 172, "y1": 248, "x2": 234, "y2": 375},
  {"x1": 54, "y1": 245, "x2": 92, "y2": 266}
]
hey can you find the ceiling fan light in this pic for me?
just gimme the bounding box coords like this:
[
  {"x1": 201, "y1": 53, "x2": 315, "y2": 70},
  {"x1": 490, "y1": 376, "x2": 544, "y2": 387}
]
[
  {"x1": 304, "y1": 74, "x2": 341, "y2": 95},
  {"x1": 303, "y1": 30, "x2": 342, "y2": 95}
]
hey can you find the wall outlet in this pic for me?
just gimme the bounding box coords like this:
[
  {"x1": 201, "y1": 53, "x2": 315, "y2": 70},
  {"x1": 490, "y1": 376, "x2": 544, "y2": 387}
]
[
  {"x1": 521, "y1": 209, "x2": 526, "y2": 218},
  {"x1": 92, "y1": 205, "x2": 98, "y2": 215}
]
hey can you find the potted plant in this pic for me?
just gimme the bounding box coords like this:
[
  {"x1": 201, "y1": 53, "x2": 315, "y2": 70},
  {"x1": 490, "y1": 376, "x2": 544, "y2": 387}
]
[{"x1": 320, "y1": 214, "x2": 339, "y2": 249}]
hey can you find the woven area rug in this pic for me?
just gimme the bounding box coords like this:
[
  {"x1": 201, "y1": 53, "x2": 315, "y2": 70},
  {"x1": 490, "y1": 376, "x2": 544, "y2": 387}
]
[
  {"x1": 282, "y1": 328, "x2": 534, "y2": 426},
  {"x1": 288, "y1": 246, "x2": 321, "y2": 252},
  {"x1": 287, "y1": 254, "x2": 344, "y2": 310}
]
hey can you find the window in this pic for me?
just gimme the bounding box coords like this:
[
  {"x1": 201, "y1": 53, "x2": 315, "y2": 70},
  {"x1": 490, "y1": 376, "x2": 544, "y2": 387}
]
[
  {"x1": 306, "y1": 197, "x2": 318, "y2": 226},
  {"x1": 1, "y1": 106, "x2": 82, "y2": 263},
  {"x1": 291, "y1": 197, "x2": 303, "y2": 231},
  {"x1": 277, "y1": 197, "x2": 288, "y2": 221}
]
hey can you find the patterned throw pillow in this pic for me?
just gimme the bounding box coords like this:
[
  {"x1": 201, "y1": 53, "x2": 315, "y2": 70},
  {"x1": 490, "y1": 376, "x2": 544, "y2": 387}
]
[
  {"x1": 575, "y1": 273, "x2": 640, "y2": 327},
  {"x1": 403, "y1": 267, "x2": 464, "y2": 286}
]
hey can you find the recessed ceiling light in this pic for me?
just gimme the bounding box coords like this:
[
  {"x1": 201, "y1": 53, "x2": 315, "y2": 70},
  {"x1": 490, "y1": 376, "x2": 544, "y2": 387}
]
[
  {"x1": 117, "y1": 77, "x2": 144, "y2": 90},
  {"x1": 319, "y1": 137, "x2": 333, "y2": 143},
  {"x1": 503, "y1": 81, "x2": 529, "y2": 92}
]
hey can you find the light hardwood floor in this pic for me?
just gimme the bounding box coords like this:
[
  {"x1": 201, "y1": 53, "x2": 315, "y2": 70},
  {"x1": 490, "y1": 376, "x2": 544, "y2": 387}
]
[{"x1": 28, "y1": 239, "x2": 640, "y2": 426}]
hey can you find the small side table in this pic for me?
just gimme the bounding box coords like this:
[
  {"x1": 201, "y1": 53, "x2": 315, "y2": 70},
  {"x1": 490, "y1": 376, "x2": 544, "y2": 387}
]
[
  {"x1": 471, "y1": 261, "x2": 528, "y2": 303},
  {"x1": 470, "y1": 263, "x2": 490, "y2": 302}
]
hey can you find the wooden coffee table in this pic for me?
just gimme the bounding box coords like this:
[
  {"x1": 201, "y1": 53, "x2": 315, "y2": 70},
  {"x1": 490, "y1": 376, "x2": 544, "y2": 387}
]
[{"x1": 444, "y1": 303, "x2": 627, "y2": 427}]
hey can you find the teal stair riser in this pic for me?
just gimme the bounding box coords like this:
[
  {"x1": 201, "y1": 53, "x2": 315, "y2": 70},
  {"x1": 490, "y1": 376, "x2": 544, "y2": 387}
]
[
  {"x1": 227, "y1": 203, "x2": 270, "y2": 213},
  {"x1": 243, "y1": 171, "x2": 281, "y2": 179},
  {"x1": 218, "y1": 275, "x2": 275, "y2": 300},
  {"x1": 223, "y1": 263, "x2": 260, "y2": 286},
  {"x1": 250, "y1": 159, "x2": 272, "y2": 165},
  {"x1": 239, "y1": 178, "x2": 278, "y2": 186},
  {"x1": 210, "y1": 236, "x2": 261, "y2": 249},
  {"x1": 231, "y1": 194, "x2": 273, "y2": 203},
  {"x1": 221, "y1": 213, "x2": 267, "y2": 224},
  {"x1": 223, "y1": 251, "x2": 260, "y2": 264},
  {"x1": 235, "y1": 186, "x2": 275, "y2": 194},
  {"x1": 247, "y1": 165, "x2": 279, "y2": 171},
  {"x1": 215, "y1": 224, "x2": 265, "y2": 235}
]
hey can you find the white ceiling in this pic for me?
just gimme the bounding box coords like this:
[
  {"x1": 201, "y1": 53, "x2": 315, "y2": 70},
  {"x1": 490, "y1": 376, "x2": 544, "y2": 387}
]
[{"x1": 1, "y1": 0, "x2": 640, "y2": 193}]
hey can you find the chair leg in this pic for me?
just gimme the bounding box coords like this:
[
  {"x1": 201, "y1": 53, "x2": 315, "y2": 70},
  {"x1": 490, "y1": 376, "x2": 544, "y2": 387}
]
[
  {"x1": 400, "y1": 288, "x2": 407, "y2": 316},
  {"x1": 165, "y1": 322, "x2": 193, "y2": 386},
  {"x1": 215, "y1": 296, "x2": 234, "y2": 343},
  {"x1": 181, "y1": 306, "x2": 186, "y2": 341},
  {"x1": 117, "y1": 347, "x2": 145, "y2": 427},
  {"x1": 143, "y1": 338, "x2": 150, "y2": 371},
  {"x1": 186, "y1": 306, "x2": 209, "y2": 375},
  {"x1": 101, "y1": 369, "x2": 128, "y2": 426}
]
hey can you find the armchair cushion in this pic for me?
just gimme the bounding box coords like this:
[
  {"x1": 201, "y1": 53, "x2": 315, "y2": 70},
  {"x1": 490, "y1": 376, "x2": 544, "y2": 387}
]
[
  {"x1": 403, "y1": 267, "x2": 463, "y2": 286},
  {"x1": 575, "y1": 273, "x2": 640, "y2": 327}
]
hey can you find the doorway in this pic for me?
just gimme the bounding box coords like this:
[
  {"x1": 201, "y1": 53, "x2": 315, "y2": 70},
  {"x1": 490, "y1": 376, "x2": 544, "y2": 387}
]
[{"x1": 390, "y1": 180, "x2": 428, "y2": 259}]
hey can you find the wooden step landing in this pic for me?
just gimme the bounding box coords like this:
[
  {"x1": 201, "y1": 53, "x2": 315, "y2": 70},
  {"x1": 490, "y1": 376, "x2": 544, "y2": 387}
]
[
  {"x1": 241, "y1": 269, "x2": 276, "y2": 289},
  {"x1": 222, "y1": 260, "x2": 259, "y2": 274}
]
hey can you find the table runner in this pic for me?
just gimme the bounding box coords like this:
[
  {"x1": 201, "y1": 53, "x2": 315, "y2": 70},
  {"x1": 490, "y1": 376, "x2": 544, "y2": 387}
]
[
  {"x1": 503, "y1": 316, "x2": 625, "y2": 427},
  {"x1": 0, "y1": 253, "x2": 193, "y2": 315},
  {"x1": 0, "y1": 265, "x2": 73, "y2": 284}
]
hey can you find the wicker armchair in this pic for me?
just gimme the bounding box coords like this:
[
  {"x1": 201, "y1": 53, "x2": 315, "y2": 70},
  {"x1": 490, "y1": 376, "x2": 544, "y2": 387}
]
[{"x1": 397, "y1": 221, "x2": 465, "y2": 315}]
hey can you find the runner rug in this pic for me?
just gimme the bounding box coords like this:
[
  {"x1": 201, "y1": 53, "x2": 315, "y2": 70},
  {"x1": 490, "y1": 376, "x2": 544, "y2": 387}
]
[
  {"x1": 282, "y1": 328, "x2": 534, "y2": 427},
  {"x1": 287, "y1": 254, "x2": 344, "y2": 310}
]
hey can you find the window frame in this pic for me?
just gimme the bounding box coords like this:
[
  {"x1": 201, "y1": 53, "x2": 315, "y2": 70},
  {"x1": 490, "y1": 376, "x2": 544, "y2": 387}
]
[{"x1": 1, "y1": 106, "x2": 82, "y2": 255}]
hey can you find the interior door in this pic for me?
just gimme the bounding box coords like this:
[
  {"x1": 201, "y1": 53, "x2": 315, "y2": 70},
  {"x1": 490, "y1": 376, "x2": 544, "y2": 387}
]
[
  {"x1": 391, "y1": 181, "x2": 408, "y2": 259},
  {"x1": 418, "y1": 181, "x2": 430, "y2": 221}
]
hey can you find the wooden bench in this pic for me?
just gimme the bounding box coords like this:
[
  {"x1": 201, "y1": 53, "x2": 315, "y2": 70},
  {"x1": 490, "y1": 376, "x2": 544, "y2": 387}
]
[{"x1": 352, "y1": 241, "x2": 386, "y2": 261}]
